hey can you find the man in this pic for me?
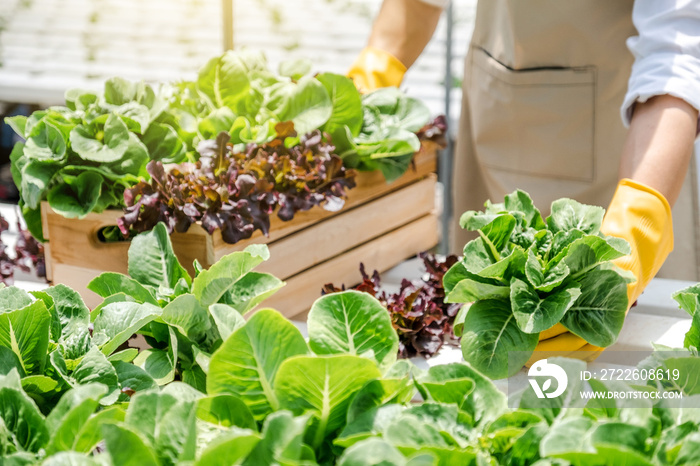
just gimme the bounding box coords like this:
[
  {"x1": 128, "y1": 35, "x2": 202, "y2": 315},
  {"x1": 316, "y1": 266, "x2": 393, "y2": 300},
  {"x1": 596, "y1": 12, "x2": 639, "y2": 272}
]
[{"x1": 349, "y1": 0, "x2": 700, "y2": 354}]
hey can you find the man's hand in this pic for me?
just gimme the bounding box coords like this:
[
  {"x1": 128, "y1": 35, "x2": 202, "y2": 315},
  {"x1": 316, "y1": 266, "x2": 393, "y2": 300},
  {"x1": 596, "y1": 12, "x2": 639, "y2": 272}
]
[{"x1": 347, "y1": 0, "x2": 442, "y2": 91}]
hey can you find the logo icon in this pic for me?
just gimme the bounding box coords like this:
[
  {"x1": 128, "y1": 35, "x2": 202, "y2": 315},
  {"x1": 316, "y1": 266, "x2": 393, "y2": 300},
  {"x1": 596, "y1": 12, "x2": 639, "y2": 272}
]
[{"x1": 528, "y1": 359, "x2": 568, "y2": 399}]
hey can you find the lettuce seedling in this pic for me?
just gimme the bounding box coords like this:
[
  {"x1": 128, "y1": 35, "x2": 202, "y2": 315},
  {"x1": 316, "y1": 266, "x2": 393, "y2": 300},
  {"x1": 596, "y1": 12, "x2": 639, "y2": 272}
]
[{"x1": 446, "y1": 190, "x2": 633, "y2": 378}]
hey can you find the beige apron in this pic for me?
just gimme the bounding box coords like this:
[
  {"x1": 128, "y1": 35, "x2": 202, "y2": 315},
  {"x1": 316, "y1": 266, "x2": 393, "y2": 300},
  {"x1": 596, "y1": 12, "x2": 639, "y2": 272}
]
[{"x1": 450, "y1": 0, "x2": 700, "y2": 281}]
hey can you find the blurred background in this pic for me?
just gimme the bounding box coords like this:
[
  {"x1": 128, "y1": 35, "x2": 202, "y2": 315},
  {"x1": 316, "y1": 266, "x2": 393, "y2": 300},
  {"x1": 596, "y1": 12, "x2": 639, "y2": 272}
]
[{"x1": 0, "y1": 0, "x2": 477, "y2": 252}]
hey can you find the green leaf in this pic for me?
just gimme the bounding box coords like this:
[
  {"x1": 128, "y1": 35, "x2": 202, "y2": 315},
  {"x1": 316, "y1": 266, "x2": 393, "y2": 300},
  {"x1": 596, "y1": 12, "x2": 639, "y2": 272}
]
[
  {"x1": 20, "y1": 375, "x2": 61, "y2": 410},
  {"x1": 684, "y1": 311, "x2": 700, "y2": 350},
  {"x1": 70, "y1": 347, "x2": 120, "y2": 405},
  {"x1": 445, "y1": 274, "x2": 510, "y2": 303},
  {"x1": 65, "y1": 88, "x2": 98, "y2": 111},
  {"x1": 142, "y1": 122, "x2": 185, "y2": 163},
  {"x1": 197, "y1": 107, "x2": 236, "y2": 140},
  {"x1": 154, "y1": 400, "x2": 197, "y2": 465},
  {"x1": 308, "y1": 290, "x2": 399, "y2": 368},
  {"x1": 41, "y1": 284, "x2": 90, "y2": 346},
  {"x1": 45, "y1": 383, "x2": 107, "y2": 454},
  {"x1": 24, "y1": 120, "x2": 67, "y2": 160},
  {"x1": 419, "y1": 377, "x2": 474, "y2": 406},
  {"x1": 103, "y1": 423, "x2": 159, "y2": 466},
  {"x1": 92, "y1": 301, "x2": 162, "y2": 356},
  {"x1": 338, "y1": 438, "x2": 409, "y2": 466},
  {"x1": 0, "y1": 369, "x2": 49, "y2": 452},
  {"x1": 0, "y1": 346, "x2": 23, "y2": 376},
  {"x1": 132, "y1": 329, "x2": 178, "y2": 385},
  {"x1": 87, "y1": 272, "x2": 157, "y2": 304},
  {"x1": 504, "y1": 190, "x2": 545, "y2": 229},
  {"x1": 104, "y1": 77, "x2": 139, "y2": 105},
  {"x1": 209, "y1": 303, "x2": 246, "y2": 341},
  {"x1": 275, "y1": 354, "x2": 381, "y2": 448},
  {"x1": 452, "y1": 305, "x2": 468, "y2": 337},
  {"x1": 113, "y1": 102, "x2": 151, "y2": 133},
  {"x1": 196, "y1": 394, "x2": 256, "y2": 429},
  {"x1": 463, "y1": 239, "x2": 527, "y2": 282},
  {"x1": 207, "y1": 309, "x2": 308, "y2": 419},
  {"x1": 317, "y1": 73, "x2": 363, "y2": 145},
  {"x1": 661, "y1": 357, "x2": 700, "y2": 395},
  {"x1": 113, "y1": 360, "x2": 158, "y2": 396},
  {"x1": 196, "y1": 430, "x2": 261, "y2": 466},
  {"x1": 460, "y1": 299, "x2": 538, "y2": 379},
  {"x1": 242, "y1": 411, "x2": 309, "y2": 466},
  {"x1": 560, "y1": 266, "x2": 628, "y2": 347},
  {"x1": 197, "y1": 52, "x2": 252, "y2": 110},
  {"x1": 41, "y1": 451, "x2": 101, "y2": 466},
  {"x1": 124, "y1": 391, "x2": 175, "y2": 445},
  {"x1": 10, "y1": 141, "x2": 26, "y2": 194},
  {"x1": 0, "y1": 287, "x2": 34, "y2": 312},
  {"x1": 461, "y1": 213, "x2": 517, "y2": 253},
  {"x1": 220, "y1": 271, "x2": 285, "y2": 314},
  {"x1": 394, "y1": 94, "x2": 431, "y2": 133},
  {"x1": 510, "y1": 278, "x2": 581, "y2": 334},
  {"x1": 0, "y1": 299, "x2": 51, "y2": 375},
  {"x1": 20, "y1": 201, "x2": 45, "y2": 242},
  {"x1": 128, "y1": 223, "x2": 191, "y2": 290},
  {"x1": 337, "y1": 404, "x2": 404, "y2": 449},
  {"x1": 270, "y1": 76, "x2": 333, "y2": 134},
  {"x1": 5, "y1": 115, "x2": 27, "y2": 138},
  {"x1": 672, "y1": 284, "x2": 700, "y2": 317},
  {"x1": 192, "y1": 248, "x2": 268, "y2": 308},
  {"x1": 161, "y1": 294, "x2": 210, "y2": 341},
  {"x1": 346, "y1": 378, "x2": 415, "y2": 425},
  {"x1": 546, "y1": 199, "x2": 605, "y2": 235},
  {"x1": 554, "y1": 235, "x2": 630, "y2": 276},
  {"x1": 106, "y1": 133, "x2": 149, "y2": 178},
  {"x1": 47, "y1": 171, "x2": 103, "y2": 218},
  {"x1": 20, "y1": 160, "x2": 60, "y2": 210},
  {"x1": 279, "y1": 58, "x2": 312, "y2": 80},
  {"x1": 525, "y1": 249, "x2": 570, "y2": 292},
  {"x1": 539, "y1": 416, "x2": 595, "y2": 457},
  {"x1": 418, "y1": 363, "x2": 507, "y2": 426},
  {"x1": 70, "y1": 114, "x2": 130, "y2": 162}
]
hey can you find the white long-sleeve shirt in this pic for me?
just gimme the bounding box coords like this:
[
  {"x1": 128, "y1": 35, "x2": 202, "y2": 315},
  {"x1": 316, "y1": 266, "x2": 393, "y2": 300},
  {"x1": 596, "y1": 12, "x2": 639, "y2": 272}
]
[
  {"x1": 622, "y1": 0, "x2": 700, "y2": 130},
  {"x1": 418, "y1": 0, "x2": 700, "y2": 130}
]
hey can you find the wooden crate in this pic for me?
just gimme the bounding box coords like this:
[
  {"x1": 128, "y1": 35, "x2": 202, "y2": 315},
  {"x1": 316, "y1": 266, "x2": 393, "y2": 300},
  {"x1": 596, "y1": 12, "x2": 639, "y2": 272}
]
[{"x1": 42, "y1": 148, "x2": 439, "y2": 309}]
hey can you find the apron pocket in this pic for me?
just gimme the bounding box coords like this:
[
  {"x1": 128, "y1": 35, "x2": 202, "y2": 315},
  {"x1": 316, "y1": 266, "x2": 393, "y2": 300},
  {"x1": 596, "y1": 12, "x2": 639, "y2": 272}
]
[{"x1": 469, "y1": 48, "x2": 596, "y2": 181}]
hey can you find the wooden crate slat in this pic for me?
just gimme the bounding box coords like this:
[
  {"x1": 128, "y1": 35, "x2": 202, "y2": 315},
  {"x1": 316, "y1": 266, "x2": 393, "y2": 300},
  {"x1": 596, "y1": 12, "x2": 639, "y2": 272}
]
[{"x1": 264, "y1": 213, "x2": 440, "y2": 319}]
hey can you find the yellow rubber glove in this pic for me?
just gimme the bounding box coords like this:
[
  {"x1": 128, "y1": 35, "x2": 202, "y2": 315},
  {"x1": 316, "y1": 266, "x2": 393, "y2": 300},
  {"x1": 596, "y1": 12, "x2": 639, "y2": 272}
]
[
  {"x1": 527, "y1": 178, "x2": 674, "y2": 365},
  {"x1": 347, "y1": 46, "x2": 407, "y2": 92}
]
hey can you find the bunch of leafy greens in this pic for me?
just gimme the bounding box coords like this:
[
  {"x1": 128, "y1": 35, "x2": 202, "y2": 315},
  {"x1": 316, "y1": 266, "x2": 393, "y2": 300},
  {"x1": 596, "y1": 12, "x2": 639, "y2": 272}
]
[
  {"x1": 1, "y1": 224, "x2": 700, "y2": 465},
  {"x1": 323, "y1": 252, "x2": 462, "y2": 359},
  {"x1": 6, "y1": 50, "x2": 443, "y2": 246},
  {"x1": 4, "y1": 77, "x2": 188, "y2": 240},
  {"x1": 170, "y1": 50, "x2": 442, "y2": 183},
  {"x1": 86, "y1": 222, "x2": 286, "y2": 389},
  {"x1": 444, "y1": 190, "x2": 633, "y2": 379},
  {"x1": 118, "y1": 124, "x2": 356, "y2": 244},
  {"x1": 337, "y1": 88, "x2": 436, "y2": 182}
]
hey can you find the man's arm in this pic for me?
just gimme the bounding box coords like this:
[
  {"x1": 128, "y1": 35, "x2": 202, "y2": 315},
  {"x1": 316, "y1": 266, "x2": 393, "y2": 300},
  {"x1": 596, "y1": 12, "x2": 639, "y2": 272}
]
[
  {"x1": 348, "y1": 0, "x2": 444, "y2": 91},
  {"x1": 619, "y1": 95, "x2": 698, "y2": 206},
  {"x1": 366, "y1": 0, "x2": 444, "y2": 69}
]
